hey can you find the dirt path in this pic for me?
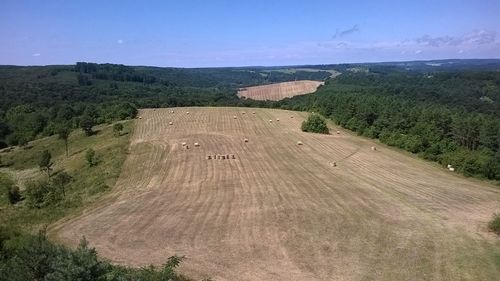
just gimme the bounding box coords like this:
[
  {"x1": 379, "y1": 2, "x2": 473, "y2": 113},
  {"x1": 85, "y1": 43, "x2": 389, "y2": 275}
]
[{"x1": 52, "y1": 107, "x2": 500, "y2": 281}]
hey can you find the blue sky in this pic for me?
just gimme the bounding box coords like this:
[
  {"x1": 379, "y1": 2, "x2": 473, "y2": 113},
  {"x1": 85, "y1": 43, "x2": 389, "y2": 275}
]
[{"x1": 1, "y1": 0, "x2": 499, "y2": 67}]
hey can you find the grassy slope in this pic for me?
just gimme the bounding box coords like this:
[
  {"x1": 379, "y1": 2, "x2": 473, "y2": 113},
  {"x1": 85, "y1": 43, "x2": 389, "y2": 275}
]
[
  {"x1": 54, "y1": 107, "x2": 500, "y2": 281},
  {"x1": 0, "y1": 120, "x2": 133, "y2": 232}
]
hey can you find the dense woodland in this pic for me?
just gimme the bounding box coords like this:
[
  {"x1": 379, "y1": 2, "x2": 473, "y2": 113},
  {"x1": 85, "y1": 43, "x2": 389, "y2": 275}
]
[
  {"x1": 278, "y1": 70, "x2": 500, "y2": 180},
  {"x1": 0, "y1": 63, "x2": 331, "y2": 148}
]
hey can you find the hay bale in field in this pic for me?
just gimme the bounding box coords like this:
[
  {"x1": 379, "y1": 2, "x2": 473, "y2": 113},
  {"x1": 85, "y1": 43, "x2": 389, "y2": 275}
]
[
  {"x1": 242, "y1": 112, "x2": 246, "y2": 115},
  {"x1": 244, "y1": 138, "x2": 249, "y2": 143},
  {"x1": 297, "y1": 141, "x2": 303, "y2": 145},
  {"x1": 371, "y1": 146, "x2": 376, "y2": 151},
  {"x1": 207, "y1": 155, "x2": 212, "y2": 160},
  {"x1": 336, "y1": 130, "x2": 340, "y2": 134},
  {"x1": 447, "y1": 164, "x2": 452, "y2": 168},
  {"x1": 252, "y1": 111, "x2": 256, "y2": 114},
  {"x1": 186, "y1": 111, "x2": 190, "y2": 114},
  {"x1": 449, "y1": 167, "x2": 455, "y2": 172},
  {"x1": 170, "y1": 110, "x2": 174, "y2": 113},
  {"x1": 194, "y1": 142, "x2": 200, "y2": 147},
  {"x1": 269, "y1": 119, "x2": 273, "y2": 123},
  {"x1": 169, "y1": 121, "x2": 173, "y2": 125},
  {"x1": 139, "y1": 116, "x2": 142, "y2": 119},
  {"x1": 233, "y1": 115, "x2": 237, "y2": 119},
  {"x1": 181, "y1": 142, "x2": 187, "y2": 146},
  {"x1": 231, "y1": 154, "x2": 236, "y2": 159},
  {"x1": 222, "y1": 155, "x2": 226, "y2": 160},
  {"x1": 329, "y1": 162, "x2": 337, "y2": 167},
  {"x1": 290, "y1": 116, "x2": 294, "y2": 118},
  {"x1": 276, "y1": 118, "x2": 280, "y2": 121}
]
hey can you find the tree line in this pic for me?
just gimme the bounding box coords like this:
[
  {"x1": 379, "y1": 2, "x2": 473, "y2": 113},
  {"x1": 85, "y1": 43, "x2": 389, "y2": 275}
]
[{"x1": 278, "y1": 71, "x2": 500, "y2": 180}]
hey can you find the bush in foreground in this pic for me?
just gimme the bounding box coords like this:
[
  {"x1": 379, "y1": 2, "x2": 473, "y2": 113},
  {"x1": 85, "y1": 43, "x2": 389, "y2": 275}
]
[
  {"x1": 301, "y1": 114, "x2": 329, "y2": 134},
  {"x1": 488, "y1": 213, "x2": 500, "y2": 235},
  {"x1": 0, "y1": 229, "x2": 198, "y2": 281}
]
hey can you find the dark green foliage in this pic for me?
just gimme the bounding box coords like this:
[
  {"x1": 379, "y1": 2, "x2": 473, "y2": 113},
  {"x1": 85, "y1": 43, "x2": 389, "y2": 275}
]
[
  {"x1": 57, "y1": 126, "x2": 70, "y2": 157},
  {"x1": 279, "y1": 71, "x2": 500, "y2": 180},
  {"x1": 80, "y1": 115, "x2": 94, "y2": 136},
  {"x1": 0, "y1": 229, "x2": 195, "y2": 281},
  {"x1": 301, "y1": 114, "x2": 329, "y2": 134},
  {"x1": 51, "y1": 171, "x2": 72, "y2": 198},
  {"x1": 38, "y1": 150, "x2": 53, "y2": 178},
  {"x1": 24, "y1": 180, "x2": 61, "y2": 208},
  {"x1": 489, "y1": 214, "x2": 500, "y2": 235},
  {"x1": 113, "y1": 123, "x2": 124, "y2": 136},
  {"x1": 85, "y1": 148, "x2": 97, "y2": 167},
  {"x1": 0, "y1": 175, "x2": 21, "y2": 205}
]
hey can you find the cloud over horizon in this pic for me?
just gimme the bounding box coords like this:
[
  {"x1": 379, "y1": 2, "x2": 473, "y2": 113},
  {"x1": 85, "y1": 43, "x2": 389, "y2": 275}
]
[{"x1": 332, "y1": 25, "x2": 360, "y2": 39}]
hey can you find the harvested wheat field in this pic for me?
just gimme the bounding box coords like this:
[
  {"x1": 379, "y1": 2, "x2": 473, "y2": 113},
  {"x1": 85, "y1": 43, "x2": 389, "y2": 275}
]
[
  {"x1": 237, "y1": 80, "x2": 324, "y2": 100},
  {"x1": 51, "y1": 107, "x2": 500, "y2": 281}
]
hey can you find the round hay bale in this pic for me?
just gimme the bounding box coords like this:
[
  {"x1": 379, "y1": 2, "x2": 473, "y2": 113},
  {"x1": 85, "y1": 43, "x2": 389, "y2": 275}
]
[
  {"x1": 336, "y1": 130, "x2": 340, "y2": 134},
  {"x1": 169, "y1": 121, "x2": 173, "y2": 125},
  {"x1": 194, "y1": 142, "x2": 200, "y2": 147},
  {"x1": 181, "y1": 142, "x2": 187, "y2": 146},
  {"x1": 371, "y1": 146, "x2": 376, "y2": 151},
  {"x1": 252, "y1": 111, "x2": 256, "y2": 114},
  {"x1": 269, "y1": 119, "x2": 273, "y2": 123},
  {"x1": 233, "y1": 116, "x2": 237, "y2": 119},
  {"x1": 139, "y1": 116, "x2": 142, "y2": 119},
  {"x1": 186, "y1": 111, "x2": 190, "y2": 114},
  {"x1": 447, "y1": 164, "x2": 452, "y2": 169},
  {"x1": 244, "y1": 138, "x2": 249, "y2": 143},
  {"x1": 276, "y1": 118, "x2": 280, "y2": 121},
  {"x1": 449, "y1": 167, "x2": 455, "y2": 172},
  {"x1": 170, "y1": 110, "x2": 174, "y2": 113},
  {"x1": 297, "y1": 141, "x2": 303, "y2": 145}
]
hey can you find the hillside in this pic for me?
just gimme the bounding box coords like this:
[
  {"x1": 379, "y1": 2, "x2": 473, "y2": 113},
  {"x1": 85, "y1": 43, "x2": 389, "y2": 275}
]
[{"x1": 52, "y1": 107, "x2": 500, "y2": 281}]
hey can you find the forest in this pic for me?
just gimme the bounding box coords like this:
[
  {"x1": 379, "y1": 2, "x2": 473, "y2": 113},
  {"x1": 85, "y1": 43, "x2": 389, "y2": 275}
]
[
  {"x1": 278, "y1": 70, "x2": 500, "y2": 180},
  {"x1": 0, "y1": 63, "x2": 328, "y2": 148}
]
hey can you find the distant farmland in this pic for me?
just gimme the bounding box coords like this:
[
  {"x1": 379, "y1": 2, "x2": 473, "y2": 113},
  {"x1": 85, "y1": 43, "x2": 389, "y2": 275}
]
[
  {"x1": 52, "y1": 107, "x2": 500, "y2": 281},
  {"x1": 238, "y1": 80, "x2": 324, "y2": 101}
]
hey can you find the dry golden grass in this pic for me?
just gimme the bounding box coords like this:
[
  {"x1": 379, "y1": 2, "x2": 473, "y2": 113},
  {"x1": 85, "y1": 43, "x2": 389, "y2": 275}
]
[
  {"x1": 52, "y1": 108, "x2": 500, "y2": 281},
  {"x1": 237, "y1": 80, "x2": 324, "y2": 101}
]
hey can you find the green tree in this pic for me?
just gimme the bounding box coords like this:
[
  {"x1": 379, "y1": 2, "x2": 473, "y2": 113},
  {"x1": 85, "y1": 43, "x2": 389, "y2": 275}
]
[
  {"x1": 0, "y1": 175, "x2": 21, "y2": 204},
  {"x1": 80, "y1": 116, "x2": 94, "y2": 136},
  {"x1": 301, "y1": 114, "x2": 329, "y2": 134},
  {"x1": 52, "y1": 171, "x2": 72, "y2": 198},
  {"x1": 57, "y1": 126, "x2": 70, "y2": 157},
  {"x1": 39, "y1": 150, "x2": 53, "y2": 178},
  {"x1": 24, "y1": 180, "x2": 60, "y2": 208},
  {"x1": 112, "y1": 123, "x2": 124, "y2": 137},
  {"x1": 85, "y1": 148, "x2": 97, "y2": 167}
]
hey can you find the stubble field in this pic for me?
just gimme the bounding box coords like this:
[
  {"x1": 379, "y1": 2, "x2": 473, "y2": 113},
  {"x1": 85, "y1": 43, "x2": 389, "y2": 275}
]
[
  {"x1": 52, "y1": 107, "x2": 500, "y2": 281},
  {"x1": 237, "y1": 80, "x2": 324, "y2": 100}
]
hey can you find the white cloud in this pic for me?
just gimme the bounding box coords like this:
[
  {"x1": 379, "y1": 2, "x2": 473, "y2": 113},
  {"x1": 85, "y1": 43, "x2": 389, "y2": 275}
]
[
  {"x1": 32, "y1": 53, "x2": 41, "y2": 57},
  {"x1": 117, "y1": 39, "x2": 124, "y2": 44},
  {"x1": 415, "y1": 50, "x2": 422, "y2": 54}
]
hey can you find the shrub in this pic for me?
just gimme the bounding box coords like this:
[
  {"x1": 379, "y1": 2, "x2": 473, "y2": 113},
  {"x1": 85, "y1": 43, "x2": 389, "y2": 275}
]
[
  {"x1": 24, "y1": 180, "x2": 61, "y2": 208},
  {"x1": 301, "y1": 114, "x2": 329, "y2": 134},
  {"x1": 488, "y1": 213, "x2": 500, "y2": 235},
  {"x1": 113, "y1": 123, "x2": 124, "y2": 137},
  {"x1": 85, "y1": 148, "x2": 98, "y2": 167},
  {"x1": 0, "y1": 175, "x2": 21, "y2": 204}
]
